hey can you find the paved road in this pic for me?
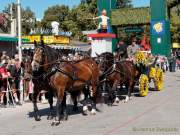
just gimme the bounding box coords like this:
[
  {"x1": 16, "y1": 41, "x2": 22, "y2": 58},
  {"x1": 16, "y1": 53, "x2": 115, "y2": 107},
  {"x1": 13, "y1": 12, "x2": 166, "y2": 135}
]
[{"x1": 0, "y1": 71, "x2": 180, "y2": 135}]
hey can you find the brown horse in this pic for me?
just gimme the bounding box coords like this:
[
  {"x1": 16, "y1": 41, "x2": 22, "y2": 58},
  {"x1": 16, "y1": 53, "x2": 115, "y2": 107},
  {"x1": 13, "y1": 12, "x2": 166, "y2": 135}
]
[
  {"x1": 31, "y1": 41, "x2": 100, "y2": 126},
  {"x1": 98, "y1": 52, "x2": 139, "y2": 105},
  {"x1": 49, "y1": 59, "x2": 99, "y2": 125},
  {"x1": 31, "y1": 41, "x2": 60, "y2": 121}
]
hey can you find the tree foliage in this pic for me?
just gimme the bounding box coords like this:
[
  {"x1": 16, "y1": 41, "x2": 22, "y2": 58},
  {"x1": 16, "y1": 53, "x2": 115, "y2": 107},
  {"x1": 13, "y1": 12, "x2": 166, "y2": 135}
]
[
  {"x1": 41, "y1": 5, "x2": 69, "y2": 29},
  {"x1": 3, "y1": 3, "x2": 36, "y2": 35},
  {"x1": 21, "y1": 7, "x2": 36, "y2": 34},
  {"x1": 170, "y1": 5, "x2": 180, "y2": 42},
  {"x1": 41, "y1": 0, "x2": 97, "y2": 40}
]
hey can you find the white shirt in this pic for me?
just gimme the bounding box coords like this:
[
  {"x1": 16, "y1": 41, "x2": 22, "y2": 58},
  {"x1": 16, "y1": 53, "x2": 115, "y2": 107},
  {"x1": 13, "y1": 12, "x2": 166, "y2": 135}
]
[{"x1": 94, "y1": 15, "x2": 109, "y2": 26}]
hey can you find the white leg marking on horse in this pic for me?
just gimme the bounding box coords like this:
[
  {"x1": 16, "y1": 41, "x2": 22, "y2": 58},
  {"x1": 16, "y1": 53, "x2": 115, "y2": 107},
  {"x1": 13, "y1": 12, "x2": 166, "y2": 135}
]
[
  {"x1": 124, "y1": 96, "x2": 129, "y2": 103},
  {"x1": 91, "y1": 109, "x2": 96, "y2": 115},
  {"x1": 83, "y1": 106, "x2": 88, "y2": 111},
  {"x1": 115, "y1": 97, "x2": 120, "y2": 103}
]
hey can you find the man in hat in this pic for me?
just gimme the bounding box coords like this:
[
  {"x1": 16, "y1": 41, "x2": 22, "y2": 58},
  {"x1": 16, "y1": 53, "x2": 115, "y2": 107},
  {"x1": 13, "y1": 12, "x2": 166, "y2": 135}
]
[{"x1": 127, "y1": 38, "x2": 140, "y2": 58}]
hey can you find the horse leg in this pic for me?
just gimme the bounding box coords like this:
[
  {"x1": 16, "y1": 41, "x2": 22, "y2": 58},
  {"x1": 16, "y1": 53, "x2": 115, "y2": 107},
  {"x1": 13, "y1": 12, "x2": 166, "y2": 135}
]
[
  {"x1": 52, "y1": 98, "x2": 61, "y2": 126},
  {"x1": 72, "y1": 97, "x2": 78, "y2": 112},
  {"x1": 124, "y1": 81, "x2": 134, "y2": 103},
  {"x1": 62, "y1": 92, "x2": 68, "y2": 121},
  {"x1": 129, "y1": 81, "x2": 135, "y2": 100},
  {"x1": 52, "y1": 89, "x2": 64, "y2": 126},
  {"x1": 82, "y1": 99, "x2": 88, "y2": 115},
  {"x1": 47, "y1": 91, "x2": 54, "y2": 120},
  {"x1": 82, "y1": 86, "x2": 89, "y2": 115},
  {"x1": 113, "y1": 81, "x2": 120, "y2": 104},
  {"x1": 108, "y1": 80, "x2": 118, "y2": 106},
  {"x1": 101, "y1": 81, "x2": 108, "y2": 104},
  {"x1": 32, "y1": 89, "x2": 41, "y2": 121},
  {"x1": 70, "y1": 91, "x2": 79, "y2": 112},
  {"x1": 90, "y1": 84, "x2": 97, "y2": 115}
]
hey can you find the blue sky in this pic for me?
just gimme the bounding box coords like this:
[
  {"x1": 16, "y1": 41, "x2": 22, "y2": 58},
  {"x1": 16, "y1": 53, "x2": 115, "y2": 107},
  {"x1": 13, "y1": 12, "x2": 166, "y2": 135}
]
[{"x1": 0, "y1": 0, "x2": 150, "y2": 20}]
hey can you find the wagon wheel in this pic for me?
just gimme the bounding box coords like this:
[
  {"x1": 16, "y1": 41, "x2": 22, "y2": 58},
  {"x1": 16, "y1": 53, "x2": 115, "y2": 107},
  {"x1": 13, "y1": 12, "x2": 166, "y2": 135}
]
[
  {"x1": 139, "y1": 74, "x2": 149, "y2": 97},
  {"x1": 149, "y1": 67, "x2": 156, "y2": 80},
  {"x1": 155, "y1": 68, "x2": 164, "y2": 91}
]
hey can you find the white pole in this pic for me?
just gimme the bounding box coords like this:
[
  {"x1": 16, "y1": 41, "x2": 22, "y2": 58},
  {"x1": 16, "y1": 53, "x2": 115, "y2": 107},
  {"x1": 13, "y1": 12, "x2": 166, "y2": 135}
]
[
  {"x1": 17, "y1": 0, "x2": 22, "y2": 62},
  {"x1": 17, "y1": 0, "x2": 23, "y2": 104}
]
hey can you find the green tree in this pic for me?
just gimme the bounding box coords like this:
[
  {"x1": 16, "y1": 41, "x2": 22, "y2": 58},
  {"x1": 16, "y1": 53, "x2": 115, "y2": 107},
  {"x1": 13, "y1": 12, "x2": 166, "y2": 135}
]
[
  {"x1": 170, "y1": 5, "x2": 180, "y2": 42},
  {"x1": 21, "y1": 7, "x2": 36, "y2": 34},
  {"x1": 3, "y1": 3, "x2": 36, "y2": 35},
  {"x1": 46, "y1": 0, "x2": 97, "y2": 40},
  {"x1": 68, "y1": 0, "x2": 97, "y2": 39},
  {"x1": 42, "y1": 5, "x2": 69, "y2": 29}
]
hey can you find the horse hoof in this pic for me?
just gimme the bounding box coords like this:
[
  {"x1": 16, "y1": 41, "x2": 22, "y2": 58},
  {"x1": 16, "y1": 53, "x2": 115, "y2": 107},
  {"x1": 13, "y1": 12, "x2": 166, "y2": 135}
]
[
  {"x1": 51, "y1": 122, "x2": 54, "y2": 126},
  {"x1": 35, "y1": 117, "x2": 41, "y2": 121},
  {"x1": 55, "y1": 122, "x2": 60, "y2": 126},
  {"x1": 82, "y1": 106, "x2": 88, "y2": 115},
  {"x1": 115, "y1": 97, "x2": 120, "y2": 103},
  {"x1": 47, "y1": 116, "x2": 53, "y2": 120},
  {"x1": 90, "y1": 109, "x2": 96, "y2": 115},
  {"x1": 62, "y1": 114, "x2": 68, "y2": 121},
  {"x1": 107, "y1": 102, "x2": 113, "y2": 106},
  {"x1": 51, "y1": 121, "x2": 60, "y2": 126},
  {"x1": 115, "y1": 99, "x2": 120, "y2": 103},
  {"x1": 82, "y1": 110, "x2": 88, "y2": 116},
  {"x1": 124, "y1": 96, "x2": 130, "y2": 103},
  {"x1": 64, "y1": 115, "x2": 68, "y2": 121},
  {"x1": 124, "y1": 100, "x2": 128, "y2": 103},
  {"x1": 35, "y1": 118, "x2": 41, "y2": 121}
]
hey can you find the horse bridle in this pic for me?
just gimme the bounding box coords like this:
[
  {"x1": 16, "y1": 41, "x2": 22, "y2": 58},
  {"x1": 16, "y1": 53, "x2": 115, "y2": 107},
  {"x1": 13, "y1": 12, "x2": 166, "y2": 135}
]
[
  {"x1": 33, "y1": 46, "x2": 46, "y2": 65},
  {"x1": 99, "y1": 55, "x2": 126, "y2": 78},
  {"x1": 33, "y1": 46, "x2": 61, "y2": 67}
]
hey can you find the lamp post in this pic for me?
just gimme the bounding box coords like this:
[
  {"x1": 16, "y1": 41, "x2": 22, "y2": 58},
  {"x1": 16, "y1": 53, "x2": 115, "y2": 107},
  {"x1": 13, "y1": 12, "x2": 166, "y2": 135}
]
[
  {"x1": 17, "y1": 0, "x2": 23, "y2": 104},
  {"x1": 17, "y1": 0, "x2": 22, "y2": 62}
]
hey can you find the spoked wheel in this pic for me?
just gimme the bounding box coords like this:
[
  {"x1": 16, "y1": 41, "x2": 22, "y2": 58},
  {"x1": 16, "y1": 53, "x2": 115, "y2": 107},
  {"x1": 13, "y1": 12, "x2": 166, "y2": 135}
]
[
  {"x1": 155, "y1": 68, "x2": 164, "y2": 91},
  {"x1": 139, "y1": 74, "x2": 149, "y2": 97},
  {"x1": 149, "y1": 67, "x2": 156, "y2": 79}
]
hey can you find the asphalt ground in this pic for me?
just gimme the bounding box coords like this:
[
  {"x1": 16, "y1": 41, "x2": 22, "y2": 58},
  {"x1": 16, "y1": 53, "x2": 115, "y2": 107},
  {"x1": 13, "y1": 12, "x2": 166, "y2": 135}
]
[{"x1": 0, "y1": 70, "x2": 180, "y2": 135}]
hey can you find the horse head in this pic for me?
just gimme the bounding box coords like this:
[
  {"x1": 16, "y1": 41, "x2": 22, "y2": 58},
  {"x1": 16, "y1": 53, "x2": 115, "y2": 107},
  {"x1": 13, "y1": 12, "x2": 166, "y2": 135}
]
[
  {"x1": 96, "y1": 52, "x2": 114, "y2": 75},
  {"x1": 31, "y1": 40, "x2": 59, "y2": 72},
  {"x1": 31, "y1": 40, "x2": 46, "y2": 72}
]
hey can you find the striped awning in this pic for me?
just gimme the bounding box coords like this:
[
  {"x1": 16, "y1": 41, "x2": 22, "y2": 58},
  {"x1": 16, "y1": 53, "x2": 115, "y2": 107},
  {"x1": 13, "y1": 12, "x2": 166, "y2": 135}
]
[
  {"x1": 21, "y1": 44, "x2": 34, "y2": 50},
  {"x1": 21, "y1": 44, "x2": 82, "y2": 50},
  {"x1": 0, "y1": 36, "x2": 18, "y2": 42},
  {"x1": 48, "y1": 45, "x2": 81, "y2": 50},
  {"x1": 0, "y1": 36, "x2": 29, "y2": 42}
]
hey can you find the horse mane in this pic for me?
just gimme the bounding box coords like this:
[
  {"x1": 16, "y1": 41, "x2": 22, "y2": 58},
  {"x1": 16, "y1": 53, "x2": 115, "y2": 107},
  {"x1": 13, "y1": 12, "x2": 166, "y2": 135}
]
[{"x1": 40, "y1": 44, "x2": 60, "y2": 63}]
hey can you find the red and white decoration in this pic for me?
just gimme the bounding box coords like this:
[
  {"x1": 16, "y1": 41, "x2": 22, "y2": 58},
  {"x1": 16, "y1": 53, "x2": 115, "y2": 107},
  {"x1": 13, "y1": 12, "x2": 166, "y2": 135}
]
[{"x1": 88, "y1": 33, "x2": 116, "y2": 57}]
